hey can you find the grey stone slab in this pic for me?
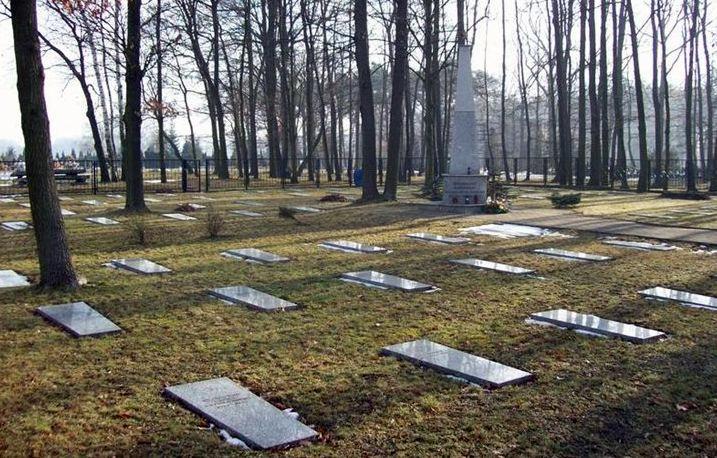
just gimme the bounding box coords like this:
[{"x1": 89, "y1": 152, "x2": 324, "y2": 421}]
[
  {"x1": 156, "y1": 193, "x2": 176, "y2": 197},
  {"x1": 164, "y1": 377, "x2": 317, "y2": 450},
  {"x1": 1, "y1": 221, "x2": 31, "y2": 231},
  {"x1": 406, "y1": 233, "x2": 470, "y2": 245},
  {"x1": 321, "y1": 240, "x2": 388, "y2": 253},
  {"x1": 223, "y1": 248, "x2": 289, "y2": 263},
  {"x1": 639, "y1": 287, "x2": 717, "y2": 310},
  {"x1": 36, "y1": 302, "x2": 121, "y2": 337},
  {"x1": 234, "y1": 200, "x2": 262, "y2": 206},
  {"x1": 287, "y1": 192, "x2": 310, "y2": 197},
  {"x1": 85, "y1": 217, "x2": 120, "y2": 226},
  {"x1": 58, "y1": 196, "x2": 73, "y2": 201},
  {"x1": 533, "y1": 248, "x2": 611, "y2": 262},
  {"x1": 111, "y1": 258, "x2": 171, "y2": 274},
  {"x1": 530, "y1": 309, "x2": 664, "y2": 343},
  {"x1": 0, "y1": 198, "x2": 16, "y2": 203},
  {"x1": 231, "y1": 210, "x2": 264, "y2": 217},
  {"x1": 209, "y1": 286, "x2": 299, "y2": 311},
  {"x1": 289, "y1": 206, "x2": 321, "y2": 213},
  {"x1": 188, "y1": 203, "x2": 206, "y2": 210},
  {"x1": 162, "y1": 213, "x2": 197, "y2": 221},
  {"x1": 18, "y1": 202, "x2": 31, "y2": 208},
  {"x1": 82, "y1": 200, "x2": 104, "y2": 206},
  {"x1": 381, "y1": 339, "x2": 533, "y2": 388},
  {"x1": 450, "y1": 258, "x2": 534, "y2": 275},
  {"x1": 603, "y1": 240, "x2": 678, "y2": 251},
  {"x1": 106, "y1": 194, "x2": 123, "y2": 199},
  {"x1": 340, "y1": 271, "x2": 435, "y2": 292},
  {"x1": 144, "y1": 197, "x2": 162, "y2": 203},
  {"x1": 459, "y1": 223, "x2": 560, "y2": 239},
  {"x1": 0, "y1": 270, "x2": 30, "y2": 288},
  {"x1": 61, "y1": 209, "x2": 76, "y2": 216}
]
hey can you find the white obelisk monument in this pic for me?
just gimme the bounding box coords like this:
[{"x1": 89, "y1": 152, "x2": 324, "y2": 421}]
[{"x1": 442, "y1": 44, "x2": 488, "y2": 207}]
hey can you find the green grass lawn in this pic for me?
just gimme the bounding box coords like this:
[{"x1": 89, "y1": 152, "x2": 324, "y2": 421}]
[{"x1": 1, "y1": 188, "x2": 716, "y2": 456}]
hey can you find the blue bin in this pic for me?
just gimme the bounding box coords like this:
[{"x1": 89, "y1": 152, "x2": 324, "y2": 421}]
[{"x1": 353, "y1": 168, "x2": 364, "y2": 187}]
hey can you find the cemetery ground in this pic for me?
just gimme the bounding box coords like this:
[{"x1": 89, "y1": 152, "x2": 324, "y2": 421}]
[{"x1": 1, "y1": 186, "x2": 716, "y2": 456}]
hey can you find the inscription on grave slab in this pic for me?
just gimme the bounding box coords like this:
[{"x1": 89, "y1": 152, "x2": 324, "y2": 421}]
[
  {"x1": 320, "y1": 240, "x2": 388, "y2": 253},
  {"x1": 406, "y1": 233, "x2": 470, "y2": 245},
  {"x1": 381, "y1": 339, "x2": 533, "y2": 388},
  {"x1": 111, "y1": 258, "x2": 171, "y2": 274},
  {"x1": 533, "y1": 248, "x2": 611, "y2": 262},
  {"x1": 442, "y1": 175, "x2": 488, "y2": 206},
  {"x1": 450, "y1": 258, "x2": 534, "y2": 275},
  {"x1": 340, "y1": 271, "x2": 435, "y2": 292},
  {"x1": 223, "y1": 248, "x2": 289, "y2": 263},
  {"x1": 530, "y1": 309, "x2": 664, "y2": 343},
  {"x1": 209, "y1": 286, "x2": 299, "y2": 311},
  {"x1": 36, "y1": 302, "x2": 121, "y2": 337},
  {"x1": 639, "y1": 287, "x2": 717, "y2": 310},
  {"x1": 164, "y1": 377, "x2": 318, "y2": 450}
]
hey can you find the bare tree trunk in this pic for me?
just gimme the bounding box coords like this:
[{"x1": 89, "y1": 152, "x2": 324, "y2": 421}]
[
  {"x1": 700, "y1": 0, "x2": 712, "y2": 185},
  {"x1": 11, "y1": 0, "x2": 79, "y2": 288},
  {"x1": 156, "y1": 0, "x2": 166, "y2": 183},
  {"x1": 588, "y1": 0, "x2": 601, "y2": 185},
  {"x1": 598, "y1": 0, "x2": 609, "y2": 185},
  {"x1": 577, "y1": 0, "x2": 587, "y2": 187},
  {"x1": 613, "y1": 0, "x2": 628, "y2": 189},
  {"x1": 515, "y1": 0, "x2": 531, "y2": 181},
  {"x1": 683, "y1": 0, "x2": 698, "y2": 192},
  {"x1": 625, "y1": 0, "x2": 649, "y2": 192},
  {"x1": 551, "y1": 0, "x2": 572, "y2": 186},
  {"x1": 500, "y1": 0, "x2": 511, "y2": 181},
  {"x1": 262, "y1": 0, "x2": 282, "y2": 178}
]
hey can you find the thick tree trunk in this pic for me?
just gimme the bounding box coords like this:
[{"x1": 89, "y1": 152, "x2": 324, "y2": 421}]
[
  {"x1": 598, "y1": 0, "x2": 609, "y2": 185},
  {"x1": 588, "y1": 0, "x2": 601, "y2": 186},
  {"x1": 551, "y1": 0, "x2": 572, "y2": 186},
  {"x1": 613, "y1": 0, "x2": 628, "y2": 189},
  {"x1": 11, "y1": 0, "x2": 78, "y2": 288},
  {"x1": 626, "y1": 0, "x2": 649, "y2": 192},
  {"x1": 577, "y1": 0, "x2": 587, "y2": 187},
  {"x1": 500, "y1": 0, "x2": 511, "y2": 181},
  {"x1": 156, "y1": 0, "x2": 166, "y2": 183}
]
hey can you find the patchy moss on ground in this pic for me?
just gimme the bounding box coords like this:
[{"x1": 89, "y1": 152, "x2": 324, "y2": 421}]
[{"x1": 1, "y1": 187, "x2": 716, "y2": 456}]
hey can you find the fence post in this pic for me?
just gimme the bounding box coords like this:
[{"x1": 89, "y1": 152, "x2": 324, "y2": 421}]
[
  {"x1": 575, "y1": 157, "x2": 581, "y2": 189},
  {"x1": 513, "y1": 158, "x2": 518, "y2": 185},
  {"x1": 543, "y1": 157, "x2": 548, "y2": 187},
  {"x1": 181, "y1": 160, "x2": 188, "y2": 192},
  {"x1": 315, "y1": 158, "x2": 321, "y2": 188},
  {"x1": 378, "y1": 157, "x2": 384, "y2": 186},
  {"x1": 92, "y1": 160, "x2": 98, "y2": 194},
  {"x1": 244, "y1": 157, "x2": 250, "y2": 190},
  {"x1": 205, "y1": 159, "x2": 210, "y2": 193}
]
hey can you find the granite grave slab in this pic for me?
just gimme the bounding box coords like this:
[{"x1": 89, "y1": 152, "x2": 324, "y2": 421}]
[
  {"x1": 450, "y1": 258, "x2": 534, "y2": 275},
  {"x1": 85, "y1": 217, "x2": 120, "y2": 225},
  {"x1": 188, "y1": 203, "x2": 206, "y2": 210},
  {"x1": 61, "y1": 209, "x2": 76, "y2": 216},
  {"x1": 144, "y1": 197, "x2": 162, "y2": 203},
  {"x1": 18, "y1": 202, "x2": 31, "y2": 208},
  {"x1": 209, "y1": 286, "x2": 298, "y2": 311},
  {"x1": 381, "y1": 339, "x2": 533, "y2": 388},
  {"x1": 320, "y1": 240, "x2": 388, "y2": 253},
  {"x1": 459, "y1": 223, "x2": 561, "y2": 239},
  {"x1": 529, "y1": 309, "x2": 664, "y2": 343},
  {"x1": 533, "y1": 248, "x2": 611, "y2": 262},
  {"x1": 162, "y1": 213, "x2": 197, "y2": 221},
  {"x1": 164, "y1": 377, "x2": 318, "y2": 450},
  {"x1": 602, "y1": 240, "x2": 678, "y2": 251},
  {"x1": 340, "y1": 271, "x2": 436, "y2": 292},
  {"x1": 231, "y1": 210, "x2": 264, "y2": 217},
  {"x1": 0, "y1": 197, "x2": 16, "y2": 203},
  {"x1": 82, "y1": 200, "x2": 104, "y2": 206},
  {"x1": 287, "y1": 192, "x2": 310, "y2": 197},
  {"x1": 110, "y1": 258, "x2": 171, "y2": 274},
  {"x1": 234, "y1": 200, "x2": 262, "y2": 206},
  {"x1": 406, "y1": 233, "x2": 470, "y2": 245},
  {"x1": 223, "y1": 248, "x2": 289, "y2": 263},
  {"x1": 639, "y1": 287, "x2": 717, "y2": 310},
  {"x1": 58, "y1": 196, "x2": 73, "y2": 201},
  {"x1": 1, "y1": 221, "x2": 31, "y2": 231},
  {"x1": 106, "y1": 194, "x2": 123, "y2": 199},
  {"x1": 289, "y1": 206, "x2": 321, "y2": 213},
  {"x1": 36, "y1": 302, "x2": 121, "y2": 337},
  {"x1": 0, "y1": 270, "x2": 30, "y2": 288}
]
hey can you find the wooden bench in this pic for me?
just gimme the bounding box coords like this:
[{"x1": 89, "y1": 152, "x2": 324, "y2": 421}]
[{"x1": 14, "y1": 168, "x2": 89, "y2": 185}]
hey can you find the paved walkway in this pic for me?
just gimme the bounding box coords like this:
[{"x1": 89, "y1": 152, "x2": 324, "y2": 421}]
[{"x1": 493, "y1": 208, "x2": 717, "y2": 246}]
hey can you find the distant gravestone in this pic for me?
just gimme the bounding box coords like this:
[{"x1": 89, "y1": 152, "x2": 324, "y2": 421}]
[
  {"x1": 82, "y1": 200, "x2": 104, "y2": 206},
  {"x1": 209, "y1": 286, "x2": 299, "y2": 311},
  {"x1": 58, "y1": 196, "x2": 73, "y2": 201},
  {"x1": 144, "y1": 197, "x2": 162, "y2": 203},
  {"x1": 450, "y1": 258, "x2": 534, "y2": 275},
  {"x1": 340, "y1": 271, "x2": 436, "y2": 292},
  {"x1": 18, "y1": 202, "x2": 31, "y2": 208},
  {"x1": 61, "y1": 209, "x2": 76, "y2": 216},
  {"x1": 85, "y1": 217, "x2": 120, "y2": 226},
  {"x1": 106, "y1": 194, "x2": 123, "y2": 199},
  {"x1": 231, "y1": 210, "x2": 263, "y2": 217},
  {"x1": 529, "y1": 309, "x2": 664, "y2": 343},
  {"x1": 223, "y1": 248, "x2": 289, "y2": 263},
  {"x1": 0, "y1": 198, "x2": 16, "y2": 203},
  {"x1": 287, "y1": 192, "x2": 310, "y2": 197},
  {"x1": 533, "y1": 248, "x2": 611, "y2": 262},
  {"x1": 406, "y1": 233, "x2": 470, "y2": 245},
  {"x1": 162, "y1": 213, "x2": 197, "y2": 221},
  {"x1": 0, "y1": 270, "x2": 30, "y2": 288},
  {"x1": 288, "y1": 206, "x2": 321, "y2": 213},
  {"x1": 459, "y1": 223, "x2": 561, "y2": 239},
  {"x1": 381, "y1": 339, "x2": 533, "y2": 388},
  {"x1": 319, "y1": 240, "x2": 388, "y2": 253},
  {"x1": 110, "y1": 258, "x2": 171, "y2": 274},
  {"x1": 602, "y1": 240, "x2": 678, "y2": 251},
  {"x1": 188, "y1": 203, "x2": 206, "y2": 210},
  {"x1": 1, "y1": 221, "x2": 31, "y2": 231},
  {"x1": 639, "y1": 287, "x2": 717, "y2": 310},
  {"x1": 36, "y1": 302, "x2": 121, "y2": 337},
  {"x1": 164, "y1": 377, "x2": 318, "y2": 450},
  {"x1": 234, "y1": 200, "x2": 262, "y2": 206}
]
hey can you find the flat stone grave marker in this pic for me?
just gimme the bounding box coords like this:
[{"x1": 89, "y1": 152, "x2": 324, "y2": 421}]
[
  {"x1": 157, "y1": 193, "x2": 176, "y2": 197},
  {"x1": 289, "y1": 206, "x2": 321, "y2": 213},
  {"x1": 231, "y1": 210, "x2": 263, "y2": 217},
  {"x1": 58, "y1": 196, "x2": 73, "y2": 201},
  {"x1": 1, "y1": 221, "x2": 31, "y2": 231},
  {"x1": 18, "y1": 202, "x2": 31, "y2": 208},
  {"x1": 406, "y1": 233, "x2": 470, "y2": 245},
  {"x1": 603, "y1": 240, "x2": 678, "y2": 251},
  {"x1": 110, "y1": 258, "x2": 171, "y2": 274},
  {"x1": 320, "y1": 240, "x2": 388, "y2": 253},
  {"x1": 529, "y1": 309, "x2": 664, "y2": 343},
  {"x1": 459, "y1": 223, "x2": 562, "y2": 239},
  {"x1": 340, "y1": 270, "x2": 436, "y2": 292},
  {"x1": 164, "y1": 377, "x2": 318, "y2": 450},
  {"x1": 144, "y1": 197, "x2": 162, "y2": 203},
  {"x1": 223, "y1": 248, "x2": 289, "y2": 263},
  {"x1": 36, "y1": 302, "x2": 121, "y2": 337},
  {"x1": 287, "y1": 191, "x2": 310, "y2": 197},
  {"x1": 162, "y1": 213, "x2": 197, "y2": 221},
  {"x1": 82, "y1": 200, "x2": 104, "y2": 206},
  {"x1": 61, "y1": 209, "x2": 76, "y2": 216},
  {"x1": 639, "y1": 286, "x2": 717, "y2": 310},
  {"x1": 85, "y1": 217, "x2": 120, "y2": 226},
  {"x1": 533, "y1": 248, "x2": 611, "y2": 262},
  {"x1": 234, "y1": 200, "x2": 262, "y2": 206},
  {"x1": 381, "y1": 339, "x2": 533, "y2": 388},
  {"x1": 0, "y1": 270, "x2": 30, "y2": 288},
  {"x1": 450, "y1": 258, "x2": 534, "y2": 275},
  {"x1": 209, "y1": 286, "x2": 299, "y2": 311},
  {"x1": 106, "y1": 194, "x2": 123, "y2": 199},
  {"x1": 188, "y1": 203, "x2": 206, "y2": 210},
  {"x1": 0, "y1": 197, "x2": 16, "y2": 203}
]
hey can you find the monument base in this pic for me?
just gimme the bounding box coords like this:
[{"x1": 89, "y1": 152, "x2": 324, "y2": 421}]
[{"x1": 442, "y1": 174, "x2": 488, "y2": 206}]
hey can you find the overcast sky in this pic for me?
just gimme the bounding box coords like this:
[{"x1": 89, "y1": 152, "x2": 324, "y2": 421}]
[{"x1": 0, "y1": 2, "x2": 693, "y2": 150}]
